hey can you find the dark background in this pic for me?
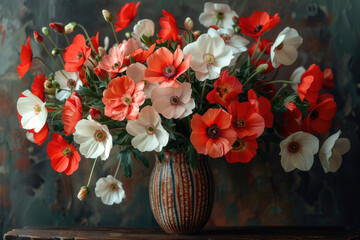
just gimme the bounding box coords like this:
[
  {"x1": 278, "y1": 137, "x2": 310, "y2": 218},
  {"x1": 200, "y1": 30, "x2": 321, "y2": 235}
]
[{"x1": 0, "y1": 0, "x2": 360, "y2": 236}]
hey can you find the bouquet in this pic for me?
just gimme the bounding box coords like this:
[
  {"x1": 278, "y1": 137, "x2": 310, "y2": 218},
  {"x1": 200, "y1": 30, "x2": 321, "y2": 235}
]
[{"x1": 16, "y1": 2, "x2": 350, "y2": 206}]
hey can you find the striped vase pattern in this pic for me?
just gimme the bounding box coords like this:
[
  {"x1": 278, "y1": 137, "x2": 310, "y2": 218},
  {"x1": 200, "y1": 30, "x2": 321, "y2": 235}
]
[{"x1": 149, "y1": 152, "x2": 214, "y2": 234}]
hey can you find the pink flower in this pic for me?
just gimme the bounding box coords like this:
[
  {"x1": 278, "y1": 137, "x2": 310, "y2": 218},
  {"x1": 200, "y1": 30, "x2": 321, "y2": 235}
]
[
  {"x1": 98, "y1": 44, "x2": 127, "y2": 78},
  {"x1": 151, "y1": 82, "x2": 195, "y2": 119}
]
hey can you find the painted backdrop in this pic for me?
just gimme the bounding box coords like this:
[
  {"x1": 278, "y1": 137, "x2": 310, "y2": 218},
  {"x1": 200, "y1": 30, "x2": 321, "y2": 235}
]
[{"x1": 1, "y1": 0, "x2": 360, "y2": 236}]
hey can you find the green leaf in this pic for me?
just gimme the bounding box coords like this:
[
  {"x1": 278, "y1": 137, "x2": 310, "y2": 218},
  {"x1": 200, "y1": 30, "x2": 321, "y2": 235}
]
[
  {"x1": 132, "y1": 149, "x2": 149, "y2": 168},
  {"x1": 118, "y1": 150, "x2": 133, "y2": 178},
  {"x1": 77, "y1": 86, "x2": 102, "y2": 99}
]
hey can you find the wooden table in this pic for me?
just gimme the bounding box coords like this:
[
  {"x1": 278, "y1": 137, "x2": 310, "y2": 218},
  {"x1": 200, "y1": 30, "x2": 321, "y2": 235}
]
[{"x1": 3, "y1": 227, "x2": 360, "y2": 240}]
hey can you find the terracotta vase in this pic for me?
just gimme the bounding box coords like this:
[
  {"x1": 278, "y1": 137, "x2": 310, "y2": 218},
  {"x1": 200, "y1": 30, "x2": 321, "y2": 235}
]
[{"x1": 149, "y1": 151, "x2": 214, "y2": 234}]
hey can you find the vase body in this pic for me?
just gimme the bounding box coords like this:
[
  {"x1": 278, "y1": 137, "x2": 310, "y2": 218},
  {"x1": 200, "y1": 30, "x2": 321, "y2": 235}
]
[{"x1": 149, "y1": 152, "x2": 214, "y2": 234}]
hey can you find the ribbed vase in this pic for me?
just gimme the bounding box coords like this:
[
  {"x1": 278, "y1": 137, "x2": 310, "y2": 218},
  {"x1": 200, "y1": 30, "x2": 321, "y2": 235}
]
[{"x1": 149, "y1": 151, "x2": 214, "y2": 234}]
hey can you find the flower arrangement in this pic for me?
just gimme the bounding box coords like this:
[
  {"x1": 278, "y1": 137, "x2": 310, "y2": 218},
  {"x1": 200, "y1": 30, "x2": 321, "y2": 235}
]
[{"x1": 16, "y1": 2, "x2": 350, "y2": 206}]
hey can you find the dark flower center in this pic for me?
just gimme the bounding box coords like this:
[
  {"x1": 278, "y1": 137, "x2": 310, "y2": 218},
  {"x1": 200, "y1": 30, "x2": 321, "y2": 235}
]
[
  {"x1": 67, "y1": 79, "x2": 76, "y2": 89},
  {"x1": 33, "y1": 104, "x2": 42, "y2": 115},
  {"x1": 110, "y1": 184, "x2": 118, "y2": 191},
  {"x1": 94, "y1": 129, "x2": 106, "y2": 142},
  {"x1": 232, "y1": 138, "x2": 247, "y2": 152},
  {"x1": 162, "y1": 65, "x2": 176, "y2": 78},
  {"x1": 215, "y1": 85, "x2": 228, "y2": 98},
  {"x1": 236, "y1": 118, "x2": 246, "y2": 128},
  {"x1": 122, "y1": 94, "x2": 132, "y2": 105},
  {"x1": 77, "y1": 51, "x2": 84, "y2": 60},
  {"x1": 220, "y1": 34, "x2": 231, "y2": 41},
  {"x1": 254, "y1": 25, "x2": 263, "y2": 33},
  {"x1": 207, "y1": 124, "x2": 220, "y2": 139},
  {"x1": 62, "y1": 146, "x2": 73, "y2": 157},
  {"x1": 170, "y1": 96, "x2": 180, "y2": 105},
  {"x1": 288, "y1": 141, "x2": 300, "y2": 153},
  {"x1": 216, "y1": 12, "x2": 224, "y2": 20},
  {"x1": 310, "y1": 110, "x2": 319, "y2": 120},
  {"x1": 146, "y1": 124, "x2": 156, "y2": 135}
]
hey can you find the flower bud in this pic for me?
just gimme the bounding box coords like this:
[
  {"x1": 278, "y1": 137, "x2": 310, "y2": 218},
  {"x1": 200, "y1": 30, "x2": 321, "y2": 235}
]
[
  {"x1": 77, "y1": 186, "x2": 90, "y2": 201},
  {"x1": 44, "y1": 80, "x2": 55, "y2": 97},
  {"x1": 33, "y1": 31, "x2": 44, "y2": 43},
  {"x1": 42, "y1": 27, "x2": 50, "y2": 36},
  {"x1": 232, "y1": 16, "x2": 239, "y2": 24},
  {"x1": 51, "y1": 48, "x2": 60, "y2": 56},
  {"x1": 125, "y1": 32, "x2": 131, "y2": 38},
  {"x1": 193, "y1": 30, "x2": 201, "y2": 39},
  {"x1": 234, "y1": 26, "x2": 241, "y2": 33},
  {"x1": 48, "y1": 73, "x2": 55, "y2": 81},
  {"x1": 90, "y1": 108, "x2": 102, "y2": 120},
  {"x1": 52, "y1": 80, "x2": 60, "y2": 89},
  {"x1": 65, "y1": 22, "x2": 77, "y2": 34},
  {"x1": 98, "y1": 46, "x2": 106, "y2": 57},
  {"x1": 102, "y1": 9, "x2": 113, "y2": 22},
  {"x1": 255, "y1": 63, "x2": 268, "y2": 74},
  {"x1": 184, "y1": 17, "x2": 194, "y2": 31},
  {"x1": 49, "y1": 22, "x2": 65, "y2": 34}
]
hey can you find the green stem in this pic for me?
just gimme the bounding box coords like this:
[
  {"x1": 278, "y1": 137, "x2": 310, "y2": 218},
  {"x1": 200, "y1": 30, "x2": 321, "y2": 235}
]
[
  {"x1": 40, "y1": 42, "x2": 68, "y2": 79},
  {"x1": 110, "y1": 22, "x2": 119, "y2": 45},
  {"x1": 109, "y1": 127, "x2": 125, "y2": 132},
  {"x1": 271, "y1": 84, "x2": 287, "y2": 103},
  {"x1": 63, "y1": 33, "x2": 70, "y2": 45},
  {"x1": 250, "y1": 36, "x2": 261, "y2": 62},
  {"x1": 87, "y1": 157, "x2": 97, "y2": 187},
  {"x1": 253, "y1": 42, "x2": 272, "y2": 66},
  {"x1": 114, "y1": 156, "x2": 121, "y2": 178},
  {"x1": 78, "y1": 24, "x2": 97, "y2": 54},
  {"x1": 258, "y1": 80, "x2": 294, "y2": 86},
  {"x1": 33, "y1": 57, "x2": 55, "y2": 74},
  {"x1": 201, "y1": 79, "x2": 208, "y2": 100},
  {"x1": 243, "y1": 71, "x2": 258, "y2": 87},
  {"x1": 46, "y1": 35, "x2": 65, "y2": 67}
]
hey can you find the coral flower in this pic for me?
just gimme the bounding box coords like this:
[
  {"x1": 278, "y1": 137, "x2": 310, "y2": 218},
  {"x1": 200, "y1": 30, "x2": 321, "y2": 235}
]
[
  {"x1": 190, "y1": 108, "x2": 237, "y2": 158},
  {"x1": 47, "y1": 133, "x2": 81, "y2": 175},
  {"x1": 26, "y1": 124, "x2": 49, "y2": 146},
  {"x1": 98, "y1": 44, "x2": 127, "y2": 78},
  {"x1": 206, "y1": 70, "x2": 243, "y2": 108},
  {"x1": 248, "y1": 89, "x2": 273, "y2": 128},
  {"x1": 225, "y1": 135, "x2": 258, "y2": 163},
  {"x1": 123, "y1": 43, "x2": 156, "y2": 66},
  {"x1": 31, "y1": 75, "x2": 47, "y2": 102},
  {"x1": 238, "y1": 11, "x2": 280, "y2": 37},
  {"x1": 144, "y1": 46, "x2": 191, "y2": 88},
  {"x1": 303, "y1": 94, "x2": 337, "y2": 134},
  {"x1": 102, "y1": 76, "x2": 145, "y2": 121},
  {"x1": 158, "y1": 10, "x2": 179, "y2": 42},
  {"x1": 298, "y1": 64, "x2": 324, "y2": 103},
  {"x1": 228, "y1": 101, "x2": 265, "y2": 138},
  {"x1": 17, "y1": 36, "x2": 33, "y2": 78},
  {"x1": 63, "y1": 34, "x2": 91, "y2": 72},
  {"x1": 62, "y1": 92, "x2": 83, "y2": 135},
  {"x1": 114, "y1": 2, "x2": 140, "y2": 32}
]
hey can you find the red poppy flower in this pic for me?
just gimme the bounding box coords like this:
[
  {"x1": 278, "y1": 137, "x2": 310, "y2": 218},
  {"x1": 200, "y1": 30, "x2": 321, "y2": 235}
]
[
  {"x1": 63, "y1": 34, "x2": 91, "y2": 72},
  {"x1": 102, "y1": 76, "x2": 146, "y2": 121},
  {"x1": 17, "y1": 36, "x2": 33, "y2": 78},
  {"x1": 298, "y1": 64, "x2": 323, "y2": 103},
  {"x1": 206, "y1": 70, "x2": 243, "y2": 108},
  {"x1": 144, "y1": 46, "x2": 191, "y2": 88},
  {"x1": 248, "y1": 89, "x2": 273, "y2": 128},
  {"x1": 281, "y1": 105, "x2": 302, "y2": 137},
  {"x1": 93, "y1": 67, "x2": 107, "y2": 79},
  {"x1": 31, "y1": 75, "x2": 47, "y2": 102},
  {"x1": 90, "y1": 32, "x2": 99, "y2": 54},
  {"x1": 323, "y1": 67, "x2": 334, "y2": 90},
  {"x1": 238, "y1": 11, "x2": 280, "y2": 37},
  {"x1": 26, "y1": 124, "x2": 49, "y2": 146},
  {"x1": 90, "y1": 108, "x2": 101, "y2": 120},
  {"x1": 248, "y1": 38, "x2": 273, "y2": 57},
  {"x1": 228, "y1": 101, "x2": 265, "y2": 138},
  {"x1": 78, "y1": 68, "x2": 89, "y2": 87},
  {"x1": 302, "y1": 93, "x2": 337, "y2": 134},
  {"x1": 33, "y1": 31, "x2": 44, "y2": 43},
  {"x1": 47, "y1": 133, "x2": 81, "y2": 175},
  {"x1": 158, "y1": 10, "x2": 179, "y2": 42},
  {"x1": 123, "y1": 43, "x2": 156, "y2": 66},
  {"x1": 225, "y1": 135, "x2": 258, "y2": 163},
  {"x1": 114, "y1": 2, "x2": 140, "y2": 32},
  {"x1": 62, "y1": 92, "x2": 82, "y2": 135},
  {"x1": 190, "y1": 108, "x2": 237, "y2": 158}
]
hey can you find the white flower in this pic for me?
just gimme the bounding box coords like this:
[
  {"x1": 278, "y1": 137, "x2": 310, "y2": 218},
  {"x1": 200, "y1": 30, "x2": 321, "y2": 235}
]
[
  {"x1": 126, "y1": 62, "x2": 158, "y2": 98},
  {"x1": 151, "y1": 82, "x2": 195, "y2": 119},
  {"x1": 199, "y1": 2, "x2": 238, "y2": 28},
  {"x1": 270, "y1": 27, "x2": 303, "y2": 68},
  {"x1": 17, "y1": 90, "x2": 48, "y2": 133},
  {"x1": 126, "y1": 106, "x2": 169, "y2": 152},
  {"x1": 54, "y1": 71, "x2": 83, "y2": 101},
  {"x1": 183, "y1": 33, "x2": 233, "y2": 81},
  {"x1": 95, "y1": 175, "x2": 125, "y2": 205},
  {"x1": 319, "y1": 130, "x2": 350, "y2": 173},
  {"x1": 207, "y1": 27, "x2": 249, "y2": 55},
  {"x1": 131, "y1": 19, "x2": 155, "y2": 42},
  {"x1": 290, "y1": 66, "x2": 306, "y2": 92},
  {"x1": 279, "y1": 131, "x2": 319, "y2": 172},
  {"x1": 73, "y1": 118, "x2": 113, "y2": 160}
]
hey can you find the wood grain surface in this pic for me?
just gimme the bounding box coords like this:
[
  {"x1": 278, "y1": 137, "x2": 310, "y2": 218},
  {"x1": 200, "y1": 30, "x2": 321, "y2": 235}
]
[{"x1": 3, "y1": 227, "x2": 360, "y2": 240}]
